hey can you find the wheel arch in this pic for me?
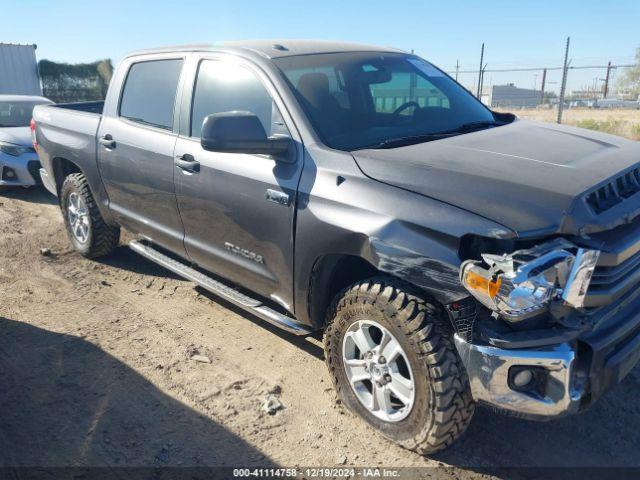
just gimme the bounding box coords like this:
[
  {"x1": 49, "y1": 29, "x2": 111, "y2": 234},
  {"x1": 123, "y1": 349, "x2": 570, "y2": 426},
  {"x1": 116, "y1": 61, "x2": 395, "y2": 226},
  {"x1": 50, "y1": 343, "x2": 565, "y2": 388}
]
[
  {"x1": 51, "y1": 157, "x2": 82, "y2": 196},
  {"x1": 50, "y1": 156, "x2": 117, "y2": 226},
  {"x1": 308, "y1": 254, "x2": 379, "y2": 329},
  {"x1": 307, "y1": 252, "x2": 466, "y2": 331}
]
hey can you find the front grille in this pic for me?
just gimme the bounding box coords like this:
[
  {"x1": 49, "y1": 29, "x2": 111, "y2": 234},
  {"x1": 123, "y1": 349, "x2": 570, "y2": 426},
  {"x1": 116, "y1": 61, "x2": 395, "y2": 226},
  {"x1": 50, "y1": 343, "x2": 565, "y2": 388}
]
[
  {"x1": 580, "y1": 284, "x2": 640, "y2": 401},
  {"x1": 591, "y1": 249, "x2": 640, "y2": 291},
  {"x1": 585, "y1": 221, "x2": 640, "y2": 307},
  {"x1": 447, "y1": 297, "x2": 477, "y2": 342},
  {"x1": 586, "y1": 167, "x2": 640, "y2": 214},
  {"x1": 27, "y1": 161, "x2": 42, "y2": 185}
]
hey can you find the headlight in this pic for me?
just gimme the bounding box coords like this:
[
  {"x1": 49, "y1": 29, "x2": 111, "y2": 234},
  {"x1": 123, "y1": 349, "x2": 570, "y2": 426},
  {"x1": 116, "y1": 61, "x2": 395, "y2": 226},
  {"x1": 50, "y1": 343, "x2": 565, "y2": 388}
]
[
  {"x1": 460, "y1": 239, "x2": 599, "y2": 322},
  {"x1": 0, "y1": 142, "x2": 34, "y2": 157}
]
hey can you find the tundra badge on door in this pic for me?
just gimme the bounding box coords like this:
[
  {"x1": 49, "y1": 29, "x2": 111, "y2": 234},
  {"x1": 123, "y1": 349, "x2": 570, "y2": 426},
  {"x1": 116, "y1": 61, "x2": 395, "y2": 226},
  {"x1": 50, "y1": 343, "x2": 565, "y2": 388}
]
[{"x1": 224, "y1": 242, "x2": 264, "y2": 264}]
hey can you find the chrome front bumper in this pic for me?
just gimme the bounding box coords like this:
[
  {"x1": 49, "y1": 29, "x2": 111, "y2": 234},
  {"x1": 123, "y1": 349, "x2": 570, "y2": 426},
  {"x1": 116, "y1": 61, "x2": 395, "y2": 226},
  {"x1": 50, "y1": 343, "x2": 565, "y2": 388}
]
[{"x1": 454, "y1": 334, "x2": 585, "y2": 419}]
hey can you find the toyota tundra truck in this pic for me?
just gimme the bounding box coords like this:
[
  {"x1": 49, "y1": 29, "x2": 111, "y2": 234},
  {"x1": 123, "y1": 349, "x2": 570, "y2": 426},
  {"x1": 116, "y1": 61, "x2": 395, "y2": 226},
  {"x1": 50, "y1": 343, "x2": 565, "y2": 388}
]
[{"x1": 32, "y1": 40, "x2": 640, "y2": 454}]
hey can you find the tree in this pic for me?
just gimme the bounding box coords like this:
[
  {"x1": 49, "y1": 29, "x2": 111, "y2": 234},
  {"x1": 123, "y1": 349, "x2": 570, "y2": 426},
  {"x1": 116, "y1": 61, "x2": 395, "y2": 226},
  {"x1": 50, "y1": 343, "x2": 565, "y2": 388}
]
[
  {"x1": 616, "y1": 47, "x2": 640, "y2": 97},
  {"x1": 38, "y1": 59, "x2": 113, "y2": 103}
]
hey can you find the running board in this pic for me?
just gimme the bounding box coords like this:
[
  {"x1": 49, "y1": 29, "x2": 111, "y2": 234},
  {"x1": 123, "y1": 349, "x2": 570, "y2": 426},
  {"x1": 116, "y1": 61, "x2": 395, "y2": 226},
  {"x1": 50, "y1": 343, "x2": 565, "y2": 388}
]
[{"x1": 129, "y1": 240, "x2": 312, "y2": 336}]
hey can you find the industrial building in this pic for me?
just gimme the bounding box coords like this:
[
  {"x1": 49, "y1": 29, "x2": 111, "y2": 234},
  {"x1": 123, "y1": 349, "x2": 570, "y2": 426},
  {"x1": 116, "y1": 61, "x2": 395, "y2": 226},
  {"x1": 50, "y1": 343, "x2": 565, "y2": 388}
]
[{"x1": 481, "y1": 83, "x2": 542, "y2": 108}]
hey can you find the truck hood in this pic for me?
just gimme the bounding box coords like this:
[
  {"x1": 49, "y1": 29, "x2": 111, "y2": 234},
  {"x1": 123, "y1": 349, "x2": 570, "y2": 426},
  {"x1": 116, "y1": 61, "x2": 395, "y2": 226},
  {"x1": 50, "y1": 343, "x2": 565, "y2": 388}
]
[
  {"x1": 0, "y1": 127, "x2": 32, "y2": 147},
  {"x1": 352, "y1": 120, "x2": 640, "y2": 236}
]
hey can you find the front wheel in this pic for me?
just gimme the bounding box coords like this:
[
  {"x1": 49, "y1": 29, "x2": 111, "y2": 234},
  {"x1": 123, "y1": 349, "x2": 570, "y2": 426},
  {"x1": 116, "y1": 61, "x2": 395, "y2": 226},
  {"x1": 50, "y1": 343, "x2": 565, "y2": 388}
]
[
  {"x1": 323, "y1": 277, "x2": 475, "y2": 454},
  {"x1": 60, "y1": 173, "x2": 120, "y2": 258}
]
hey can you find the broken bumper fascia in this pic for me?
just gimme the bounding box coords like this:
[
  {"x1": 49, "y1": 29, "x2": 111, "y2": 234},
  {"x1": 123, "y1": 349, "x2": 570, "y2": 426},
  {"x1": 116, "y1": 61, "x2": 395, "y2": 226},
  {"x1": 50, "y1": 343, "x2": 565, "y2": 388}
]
[{"x1": 454, "y1": 334, "x2": 585, "y2": 419}]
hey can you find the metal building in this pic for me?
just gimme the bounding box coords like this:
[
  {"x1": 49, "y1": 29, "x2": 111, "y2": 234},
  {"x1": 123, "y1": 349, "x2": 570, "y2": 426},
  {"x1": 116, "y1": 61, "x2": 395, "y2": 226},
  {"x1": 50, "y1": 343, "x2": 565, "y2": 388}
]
[
  {"x1": 482, "y1": 83, "x2": 542, "y2": 108},
  {"x1": 0, "y1": 43, "x2": 41, "y2": 95}
]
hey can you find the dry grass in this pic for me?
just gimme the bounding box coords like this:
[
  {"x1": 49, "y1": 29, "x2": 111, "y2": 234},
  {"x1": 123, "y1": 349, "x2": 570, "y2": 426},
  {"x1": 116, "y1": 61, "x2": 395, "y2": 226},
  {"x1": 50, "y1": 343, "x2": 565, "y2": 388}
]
[{"x1": 495, "y1": 108, "x2": 640, "y2": 140}]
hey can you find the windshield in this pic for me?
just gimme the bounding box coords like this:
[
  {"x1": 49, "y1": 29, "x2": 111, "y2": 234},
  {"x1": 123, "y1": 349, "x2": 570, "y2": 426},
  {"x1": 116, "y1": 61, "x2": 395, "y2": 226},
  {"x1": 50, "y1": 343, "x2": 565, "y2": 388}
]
[
  {"x1": 275, "y1": 52, "x2": 500, "y2": 150},
  {"x1": 0, "y1": 101, "x2": 48, "y2": 128}
]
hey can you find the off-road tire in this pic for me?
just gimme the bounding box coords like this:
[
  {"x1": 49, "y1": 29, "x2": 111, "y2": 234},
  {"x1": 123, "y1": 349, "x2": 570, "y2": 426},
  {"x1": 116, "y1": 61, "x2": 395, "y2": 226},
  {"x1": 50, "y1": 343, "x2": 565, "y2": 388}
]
[
  {"x1": 60, "y1": 173, "x2": 120, "y2": 258},
  {"x1": 324, "y1": 277, "x2": 475, "y2": 454}
]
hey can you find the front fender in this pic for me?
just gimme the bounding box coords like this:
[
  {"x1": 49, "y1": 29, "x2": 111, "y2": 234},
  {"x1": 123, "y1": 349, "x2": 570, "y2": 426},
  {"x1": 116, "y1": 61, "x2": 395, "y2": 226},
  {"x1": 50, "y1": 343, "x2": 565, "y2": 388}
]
[{"x1": 293, "y1": 145, "x2": 515, "y2": 326}]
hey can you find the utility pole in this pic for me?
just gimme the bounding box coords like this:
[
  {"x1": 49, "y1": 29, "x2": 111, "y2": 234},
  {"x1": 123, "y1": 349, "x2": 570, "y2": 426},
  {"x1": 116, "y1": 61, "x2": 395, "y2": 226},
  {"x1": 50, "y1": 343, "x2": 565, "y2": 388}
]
[
  {"x1": 455, "y1": 59, "x2": 459, "y2": 81},
  {"x1": 479, "y1": 63, "x2": 488, "y2": 101},
  {"x1": 476, "y1": 43, "x2": 484, "y2": 98},
  {"x1": 603, "y1": 61, "x2": 612, "y2": 98},
  {"x1": 540, "y1": 68, "x2": 547, "y2": 105},
  {"x1": 557, "y1": 36, "x2": 570, "y2": 124}
]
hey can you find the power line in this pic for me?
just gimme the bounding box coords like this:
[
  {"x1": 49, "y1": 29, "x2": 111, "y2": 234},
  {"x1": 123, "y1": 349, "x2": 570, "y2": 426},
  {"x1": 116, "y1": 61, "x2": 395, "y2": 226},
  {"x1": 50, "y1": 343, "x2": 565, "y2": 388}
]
[{"x1": 448, "y1": 63, "x2": 635, "y2": 74}]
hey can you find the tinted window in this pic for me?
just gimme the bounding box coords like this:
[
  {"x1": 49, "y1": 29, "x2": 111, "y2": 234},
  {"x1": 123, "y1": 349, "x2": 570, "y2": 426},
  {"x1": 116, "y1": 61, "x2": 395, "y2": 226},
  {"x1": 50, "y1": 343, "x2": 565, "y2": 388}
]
[
  {"x1": 0, "y1": 100, "x2": 51, "y2": 127},
  {"x1": 279, "y1": 66, "x2": 350, "y2": 108},
  {"x1": 370, "y1": 71, "x2": 449, "y2": 113},
  {"x1": 191, "y1": 60, "x2": 288, "y2": 138},
  {"x1": 275, "y1": 53, "x2": 498, "y2": 151},
  {"x1": 120, "y1": 59, "x2": 183, "y2": 130}
]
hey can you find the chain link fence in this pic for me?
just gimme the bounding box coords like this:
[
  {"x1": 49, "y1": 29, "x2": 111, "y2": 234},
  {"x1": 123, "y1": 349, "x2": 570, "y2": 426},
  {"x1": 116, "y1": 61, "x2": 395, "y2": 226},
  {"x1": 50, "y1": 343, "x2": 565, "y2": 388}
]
[{"x1": 442, "y1": 40, "x2": 640, "y2": 140}]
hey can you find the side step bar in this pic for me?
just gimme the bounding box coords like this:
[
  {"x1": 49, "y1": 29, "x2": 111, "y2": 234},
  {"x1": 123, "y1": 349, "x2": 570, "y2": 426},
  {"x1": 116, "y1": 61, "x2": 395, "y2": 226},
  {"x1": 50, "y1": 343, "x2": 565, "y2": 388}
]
[{"x1": 129, "y1": 240, "x2": 312, "y2": 336}]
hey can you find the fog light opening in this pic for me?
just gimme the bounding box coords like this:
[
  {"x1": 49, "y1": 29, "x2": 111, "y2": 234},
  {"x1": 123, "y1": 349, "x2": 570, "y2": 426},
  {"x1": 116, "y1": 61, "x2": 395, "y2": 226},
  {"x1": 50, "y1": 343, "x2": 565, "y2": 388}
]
[
  {"x1": 2, "y1": 167, "x2": 17, "y2": 180},
  {"x1": 508, "y1": 366, "x2": 547, "y2": 393},
  {"x1": 513, "y1": 369, "x2": 534, "y2": 388}
]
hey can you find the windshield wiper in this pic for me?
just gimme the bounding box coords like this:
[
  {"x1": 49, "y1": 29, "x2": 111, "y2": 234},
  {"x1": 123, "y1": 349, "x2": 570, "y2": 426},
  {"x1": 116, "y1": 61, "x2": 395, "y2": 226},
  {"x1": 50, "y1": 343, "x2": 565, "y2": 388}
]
[
  {"x1": 359, "y1": 120, "x2": 503, "y2": 150},
  {"x1": 361, "y1": 132, "x2": 458, "y2": 149},
  {"x1": 440, "y1": 120, "x2": 502, "y2": 134}
]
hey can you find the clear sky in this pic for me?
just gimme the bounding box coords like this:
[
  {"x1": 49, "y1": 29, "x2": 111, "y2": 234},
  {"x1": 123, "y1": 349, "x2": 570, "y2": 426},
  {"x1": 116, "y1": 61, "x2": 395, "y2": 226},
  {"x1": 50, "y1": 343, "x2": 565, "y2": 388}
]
[{"x1": 3, "y1": 0, "x2": 639, "y2": 93}]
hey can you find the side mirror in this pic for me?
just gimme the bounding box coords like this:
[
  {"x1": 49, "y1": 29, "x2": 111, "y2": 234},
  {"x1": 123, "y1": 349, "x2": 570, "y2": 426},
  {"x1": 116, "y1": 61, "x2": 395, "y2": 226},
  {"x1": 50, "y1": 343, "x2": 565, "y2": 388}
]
[{"x1": 200, "y1": 111, "x2": 290, "y2": 155}]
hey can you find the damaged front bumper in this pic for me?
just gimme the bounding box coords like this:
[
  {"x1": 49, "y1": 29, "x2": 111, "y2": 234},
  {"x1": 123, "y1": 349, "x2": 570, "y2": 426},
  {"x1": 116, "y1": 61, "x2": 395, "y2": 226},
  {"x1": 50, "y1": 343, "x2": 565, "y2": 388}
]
[
  {"x1": 454, "y1": 336, "x2": 584, "y2": 419},
  {"x1": 454, "y1": 283, "x2": 640, "y2": 420}
]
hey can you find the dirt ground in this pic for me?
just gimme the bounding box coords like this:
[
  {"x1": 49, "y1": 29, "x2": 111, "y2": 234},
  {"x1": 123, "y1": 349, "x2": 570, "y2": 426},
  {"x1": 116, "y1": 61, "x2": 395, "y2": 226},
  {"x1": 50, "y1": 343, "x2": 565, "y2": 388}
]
[{"x1": 2, "y1": 187, "x2": 640, "y2": 476}]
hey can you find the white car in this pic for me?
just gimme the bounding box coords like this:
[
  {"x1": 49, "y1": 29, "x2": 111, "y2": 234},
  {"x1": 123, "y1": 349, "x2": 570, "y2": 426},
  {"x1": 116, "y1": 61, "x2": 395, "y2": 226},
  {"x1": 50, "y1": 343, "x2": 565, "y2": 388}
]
[{"x1": 0, "y1": 94, "x2": 54, "y2": 188}]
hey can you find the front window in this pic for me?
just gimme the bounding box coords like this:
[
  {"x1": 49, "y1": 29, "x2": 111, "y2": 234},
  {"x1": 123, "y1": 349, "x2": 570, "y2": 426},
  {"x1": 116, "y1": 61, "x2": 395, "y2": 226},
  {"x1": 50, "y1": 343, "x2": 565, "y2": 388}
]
[
  {"x1": 0, "y1": 101, "x2": 49, "y2": 127},
  {"x1": 275, "y1": 52, "x2": 500, "y2": 150},
  {"x1": 190, "y1": 60, "x2": 289, "y2": 139}
]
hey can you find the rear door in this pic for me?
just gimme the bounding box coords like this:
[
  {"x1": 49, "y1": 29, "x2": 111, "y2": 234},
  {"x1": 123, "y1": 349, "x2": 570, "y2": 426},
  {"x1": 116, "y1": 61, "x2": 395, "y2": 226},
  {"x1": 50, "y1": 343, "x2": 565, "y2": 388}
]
[
  {"x1": 97, "y1": 55, "x2": 187, "y2": 255},
  {"x1": 173, "y1": 55, "x2": 304, "y2": 312}
]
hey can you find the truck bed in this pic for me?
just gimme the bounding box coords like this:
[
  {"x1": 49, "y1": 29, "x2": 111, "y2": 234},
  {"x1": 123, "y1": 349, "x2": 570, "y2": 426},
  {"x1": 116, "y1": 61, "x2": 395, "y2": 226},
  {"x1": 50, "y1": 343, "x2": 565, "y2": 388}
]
[
  {"x1": 52, "y1": 101, "x2": 104, "y2": 115},
  {"x1": 32, "y1": 101, "x2": 104, "y2": 197}
]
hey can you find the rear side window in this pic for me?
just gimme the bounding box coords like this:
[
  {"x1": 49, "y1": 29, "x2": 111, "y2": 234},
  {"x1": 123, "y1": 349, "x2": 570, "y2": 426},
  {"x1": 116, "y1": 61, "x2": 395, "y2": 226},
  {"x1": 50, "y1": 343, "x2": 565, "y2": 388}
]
[
  {"x1": 120, "y1": 59, "x2": 183, "y2": 130},
  {"x1": 190, "y1": 60, "x2": 288, "y2": 138}
]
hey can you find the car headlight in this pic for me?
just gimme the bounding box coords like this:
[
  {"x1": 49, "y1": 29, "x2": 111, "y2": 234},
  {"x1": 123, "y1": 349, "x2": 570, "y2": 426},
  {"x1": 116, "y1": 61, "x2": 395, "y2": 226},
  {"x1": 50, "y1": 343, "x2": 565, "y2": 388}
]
[
  {"x1": 0, "y1": 142, "x2": 34, "y2": 157},
  {"x1": 460, "y1": 239, "x2": 599, "y2": 322}
]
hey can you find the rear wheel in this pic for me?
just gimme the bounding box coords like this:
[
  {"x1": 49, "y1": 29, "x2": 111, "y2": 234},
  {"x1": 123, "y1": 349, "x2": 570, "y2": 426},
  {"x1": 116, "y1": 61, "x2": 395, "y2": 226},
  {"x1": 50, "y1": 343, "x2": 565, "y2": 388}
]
[
  {"x1": 324, "y1": 277, "x2": 475, "y2": 454},
  {"x1": 60, "y1": 173, "x2": 120, "y2": 258}
]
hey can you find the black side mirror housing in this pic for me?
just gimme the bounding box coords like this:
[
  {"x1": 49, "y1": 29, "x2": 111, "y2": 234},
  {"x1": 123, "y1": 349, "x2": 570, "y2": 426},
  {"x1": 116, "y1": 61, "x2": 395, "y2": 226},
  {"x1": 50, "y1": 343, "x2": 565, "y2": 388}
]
[{"x1": 200, "y1": 111, "x2": 290, "y2": 156}]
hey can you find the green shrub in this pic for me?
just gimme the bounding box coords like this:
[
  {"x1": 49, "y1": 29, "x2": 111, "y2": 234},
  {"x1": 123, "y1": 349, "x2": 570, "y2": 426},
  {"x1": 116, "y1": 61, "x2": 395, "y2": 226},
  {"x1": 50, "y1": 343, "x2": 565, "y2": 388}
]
[{"x1": 575, "y1": 119, "x2": 623, "y2": 136}]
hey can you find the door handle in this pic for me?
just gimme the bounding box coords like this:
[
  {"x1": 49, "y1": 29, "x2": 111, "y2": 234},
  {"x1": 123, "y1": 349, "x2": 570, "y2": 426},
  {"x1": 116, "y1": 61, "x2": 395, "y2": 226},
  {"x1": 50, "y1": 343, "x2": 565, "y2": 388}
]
[
  {"x1": 99, "y1": 134, "x2": 116, "y2": 149},
  {"x1": 175, "y1": 154, "x2": 200, "y2": 173}
]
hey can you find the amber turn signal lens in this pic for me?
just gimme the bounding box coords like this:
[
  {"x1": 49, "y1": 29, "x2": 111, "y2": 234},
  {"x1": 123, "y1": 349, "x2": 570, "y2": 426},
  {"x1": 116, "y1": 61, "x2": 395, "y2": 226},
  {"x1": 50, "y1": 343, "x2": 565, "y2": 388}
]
[{"x1": 463, "y1": 270, "x2": 502, "y2": 298}]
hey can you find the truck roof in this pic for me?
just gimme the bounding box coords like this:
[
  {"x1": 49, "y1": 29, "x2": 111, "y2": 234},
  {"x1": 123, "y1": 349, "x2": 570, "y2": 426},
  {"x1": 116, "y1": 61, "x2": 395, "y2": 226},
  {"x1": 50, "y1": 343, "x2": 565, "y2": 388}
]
[{"x1": 125, "y1": 39, "x2": 405, "y2": 59}]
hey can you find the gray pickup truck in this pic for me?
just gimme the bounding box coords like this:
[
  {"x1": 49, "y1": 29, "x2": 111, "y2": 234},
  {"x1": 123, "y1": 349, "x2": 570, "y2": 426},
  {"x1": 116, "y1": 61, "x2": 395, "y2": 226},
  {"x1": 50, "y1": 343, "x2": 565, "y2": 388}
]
[{"x1": 33, "y1": 40, "x2": 640, "y2": 454}]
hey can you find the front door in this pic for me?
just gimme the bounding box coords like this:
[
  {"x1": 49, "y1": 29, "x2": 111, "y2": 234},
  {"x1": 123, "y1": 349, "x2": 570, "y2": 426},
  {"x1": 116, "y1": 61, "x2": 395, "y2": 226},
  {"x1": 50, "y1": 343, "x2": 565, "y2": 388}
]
[
  {"x1": 173, "y1": 57, "x2": 303, "y2": 312},
  {"x1": 97, "y1": 57, "x2": 187, "y2": 255}
]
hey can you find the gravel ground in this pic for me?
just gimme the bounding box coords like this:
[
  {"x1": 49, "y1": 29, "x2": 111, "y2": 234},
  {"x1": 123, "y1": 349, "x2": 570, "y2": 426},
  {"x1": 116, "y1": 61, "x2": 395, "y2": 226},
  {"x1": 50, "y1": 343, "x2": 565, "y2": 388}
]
[{"x1": 1, "y1": 187, "x2": 640, "y2": 477}]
